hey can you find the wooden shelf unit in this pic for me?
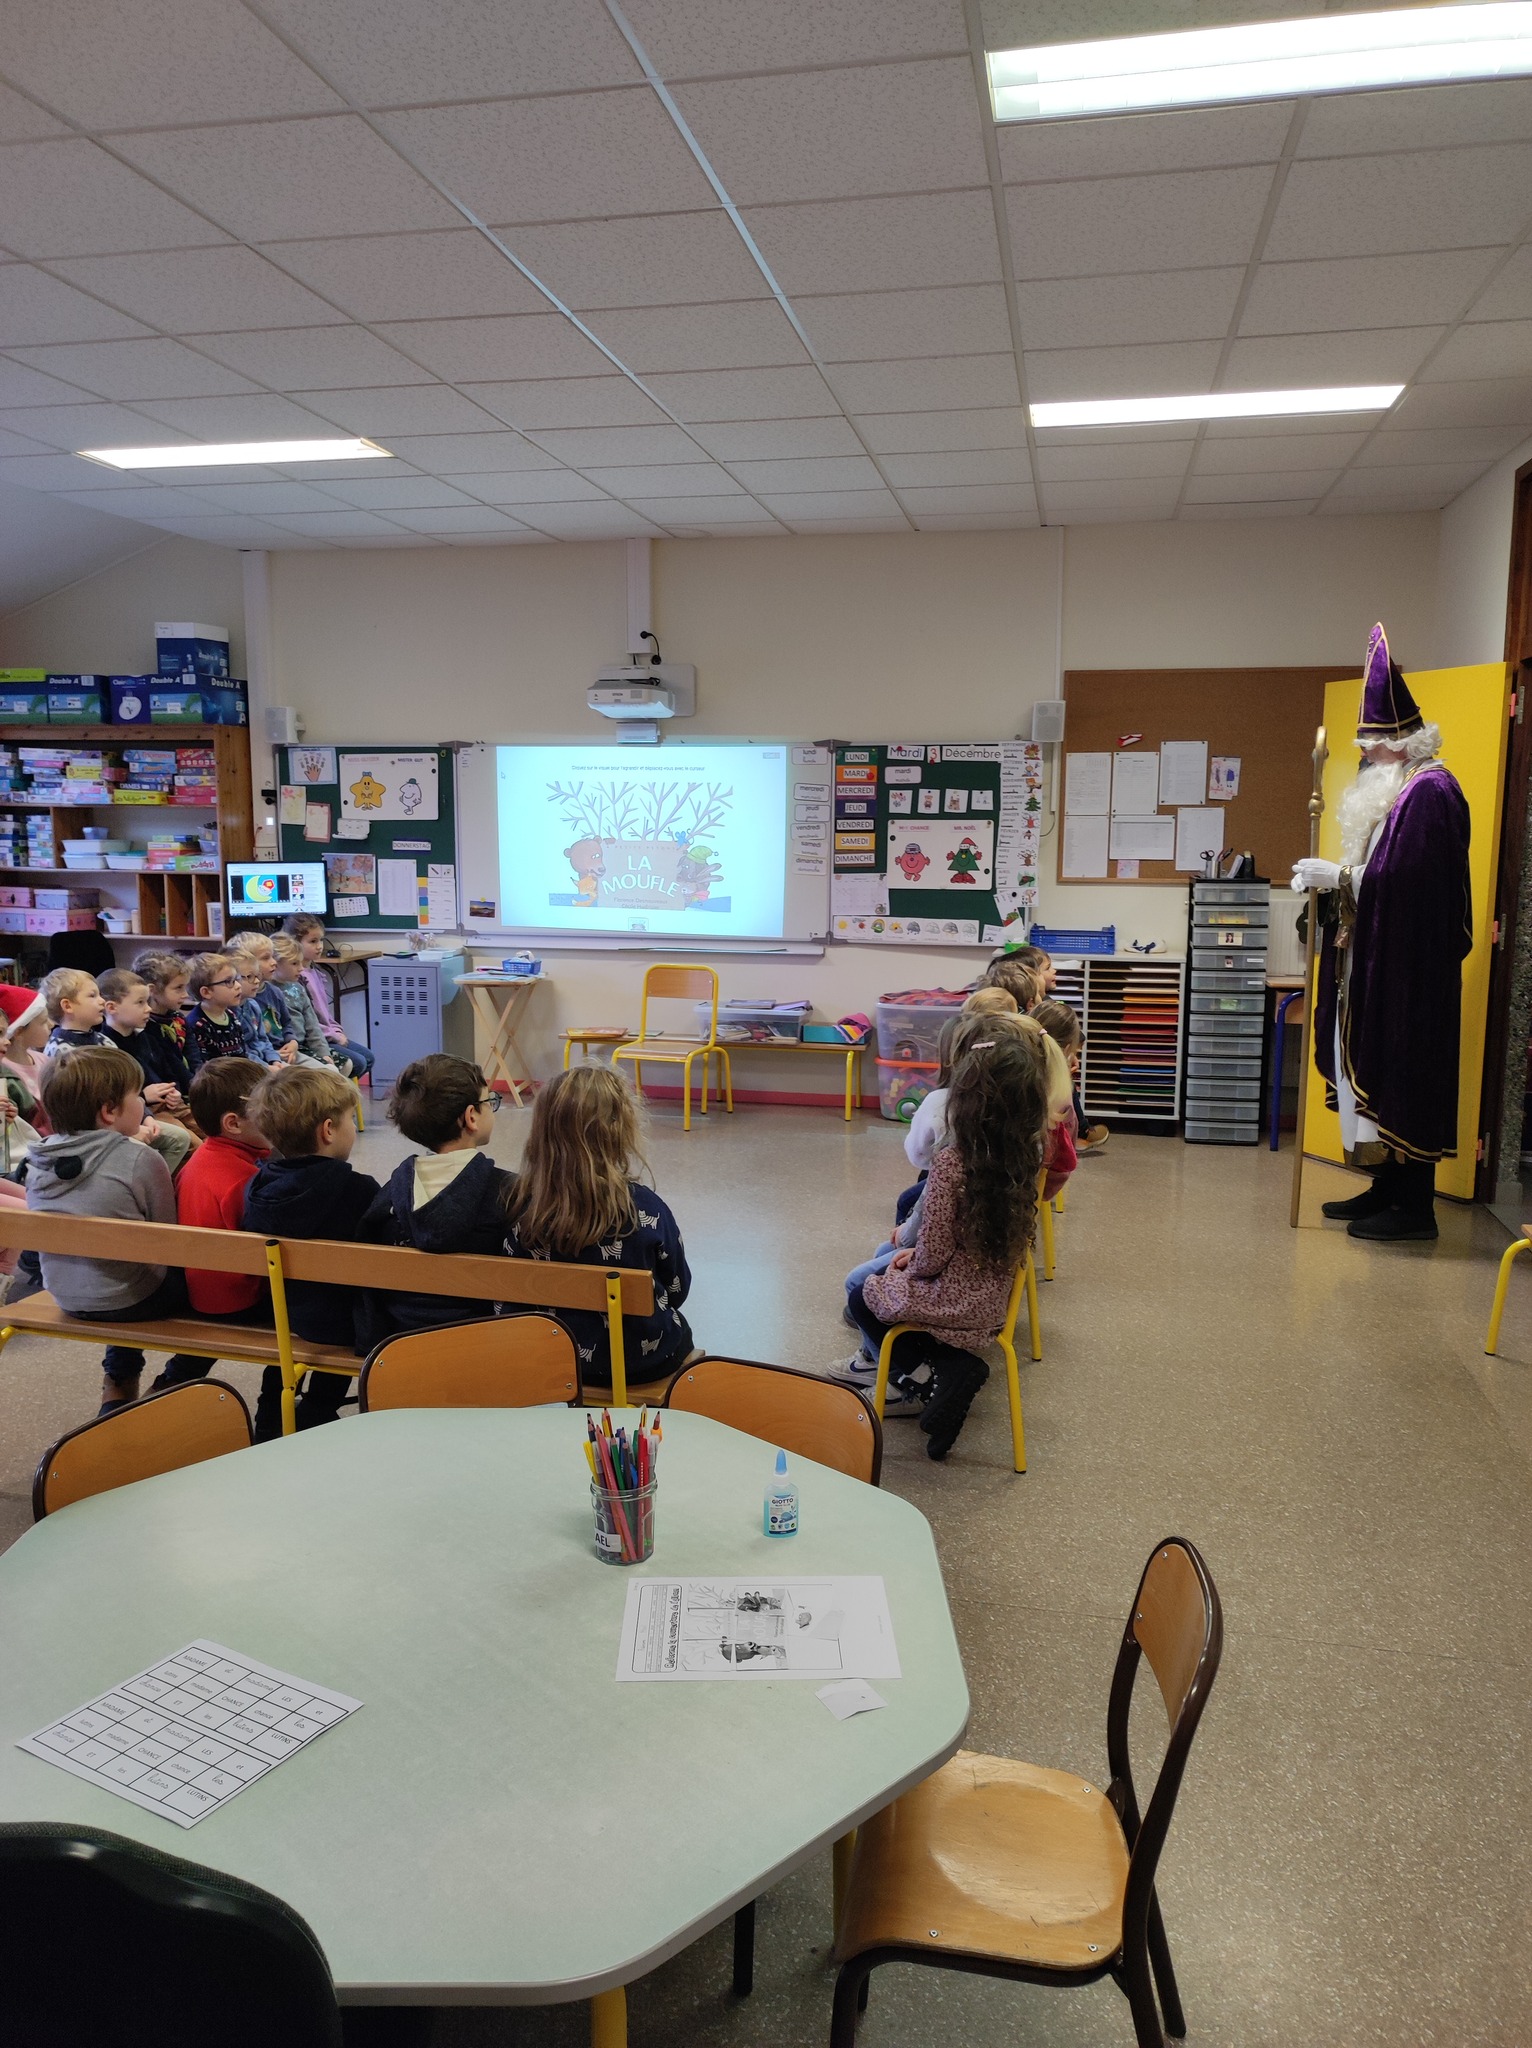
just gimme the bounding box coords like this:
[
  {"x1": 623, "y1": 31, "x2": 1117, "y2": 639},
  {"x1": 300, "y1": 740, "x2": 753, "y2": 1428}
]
[
  {"x1": 1051, "y1": 953, "x2": 1187, "y2": 1125},
  {"x1": 0, "y1": 725, "x2": 252, "y2": 948}
]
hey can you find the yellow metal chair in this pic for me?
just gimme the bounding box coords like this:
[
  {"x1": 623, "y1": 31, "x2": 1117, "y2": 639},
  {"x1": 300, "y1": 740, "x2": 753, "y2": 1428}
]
[
  {"x1": 870, "y1": 1255, "x2": 1038, "y2": 1474},
  {"x1": 611, "y1": 964, "x2": 732, "y2": 1132},
  {"x1": 1486, "y1": 1225, "x2": 1532, "y2": 1353}
]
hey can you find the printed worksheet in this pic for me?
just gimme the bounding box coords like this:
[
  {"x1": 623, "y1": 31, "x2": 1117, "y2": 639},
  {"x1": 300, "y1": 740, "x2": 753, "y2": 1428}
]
[
  {"x1": 616, "y1": 1577, "x2": 900, "y2": 1681},
  {"x1": 19, "y1": 1641, "x2": 361, "y2": 1828}
]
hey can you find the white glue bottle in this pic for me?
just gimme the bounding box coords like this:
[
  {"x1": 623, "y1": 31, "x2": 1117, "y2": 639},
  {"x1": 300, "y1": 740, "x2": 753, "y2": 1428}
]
[{"x1": 764, "y1": 1448, "x2": 799, "y2": 1537}]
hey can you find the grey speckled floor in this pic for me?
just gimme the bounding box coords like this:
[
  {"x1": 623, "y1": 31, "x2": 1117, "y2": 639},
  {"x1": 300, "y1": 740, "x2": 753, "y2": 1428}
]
[{"x1": 4, "y1": 1100, "x2": 1531, "y2": 2047}]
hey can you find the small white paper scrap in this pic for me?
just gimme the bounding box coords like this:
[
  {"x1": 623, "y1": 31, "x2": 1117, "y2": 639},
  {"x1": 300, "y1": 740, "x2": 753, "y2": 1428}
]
[
  {"x1": 818, "y1": 1679, "x2": 887, "y2": 1721},
  {"x1": 19, "y1": 1639, "x2": 361, "y2": 1829}
]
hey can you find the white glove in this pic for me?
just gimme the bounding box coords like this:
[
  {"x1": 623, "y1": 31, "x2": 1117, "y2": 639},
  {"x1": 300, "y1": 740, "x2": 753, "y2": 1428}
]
[{"x1": 1291, "y1": 858, "x2": 1340, "y2": 892}]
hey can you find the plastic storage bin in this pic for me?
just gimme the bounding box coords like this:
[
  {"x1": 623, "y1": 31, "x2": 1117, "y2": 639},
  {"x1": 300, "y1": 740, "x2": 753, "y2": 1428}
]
[
  {"x1": 1186, "y1": 1076, "x2": 1261, "y2": 1102},
  {"x1": 1186, "y1": 1119, "x2": 1260, "y2": 1144},
  {"x1": 875, "y1": 989, "x2": 968, "y2": 1061},
  {"x1": 1190, "y1": 969, "x2": 1266, "y2": 992},
  {"x1": 1192, "y1": 903, "x2": 1271, "y2": 928},
  {"x1": 699, "y1": 1002, "x2": 804, "y2": 1042},
  {"x1": 1186, "y1": 1055, "x2": 1262, "y2": 1080},
  {"x1": 1190, "y1": 991, "x2": 1264, "y2": 1015},
  {"x1": 1026, "y1": 925, "x2": 1115, "y2": 955},
  {"x1": 877, "y1": 1057, "x2": 938, "y2": 1122}
]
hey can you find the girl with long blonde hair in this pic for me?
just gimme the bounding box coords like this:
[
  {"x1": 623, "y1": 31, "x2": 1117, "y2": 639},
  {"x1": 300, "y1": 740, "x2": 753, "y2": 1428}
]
[{"x1": 501, "y1": 1065, "x2": 695, "y2": 1388}]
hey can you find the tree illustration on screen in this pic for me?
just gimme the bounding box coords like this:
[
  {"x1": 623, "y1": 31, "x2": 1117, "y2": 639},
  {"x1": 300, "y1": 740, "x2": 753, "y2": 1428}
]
[{"x1": 548, "y1": 777, "x2": 735, "y2": 908}]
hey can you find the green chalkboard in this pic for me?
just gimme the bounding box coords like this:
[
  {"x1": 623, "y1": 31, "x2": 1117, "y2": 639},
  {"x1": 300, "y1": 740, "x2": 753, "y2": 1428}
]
[{"x1": 275, "y1": 744, "x2": 458, "y2": 931}]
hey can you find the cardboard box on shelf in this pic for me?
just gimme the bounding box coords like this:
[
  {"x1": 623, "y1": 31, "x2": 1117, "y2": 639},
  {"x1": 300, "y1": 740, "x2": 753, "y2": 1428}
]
[{"x1": 155, "y1": 622, "x2": 229, "y2": 680}]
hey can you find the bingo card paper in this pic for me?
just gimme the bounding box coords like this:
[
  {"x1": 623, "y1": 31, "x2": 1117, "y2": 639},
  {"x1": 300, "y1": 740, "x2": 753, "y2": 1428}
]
[{"x1": 18, "y1": 1641, "x2": 361, "y2": 1828}]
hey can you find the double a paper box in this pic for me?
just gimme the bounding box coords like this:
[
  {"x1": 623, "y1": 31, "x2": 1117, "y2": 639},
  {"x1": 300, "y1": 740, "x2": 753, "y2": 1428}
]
[
  {"x1": 155, "y1": 622, "x2": 229, "y2": 680},
  {"x1": 0, "y1": 688, "x2": 49, "y2": 720},
  {"x1": 46, "y1": 677, "x2": 108, "y2": 723}
]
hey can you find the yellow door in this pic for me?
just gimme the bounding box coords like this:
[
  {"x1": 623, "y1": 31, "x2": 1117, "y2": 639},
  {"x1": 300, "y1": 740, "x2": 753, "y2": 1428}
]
[{"x1": 1300, "y1": 662, "x2": 1510, "y2": 1201}]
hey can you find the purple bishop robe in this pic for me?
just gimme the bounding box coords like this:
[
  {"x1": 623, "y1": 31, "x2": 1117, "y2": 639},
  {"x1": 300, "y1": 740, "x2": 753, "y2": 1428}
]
[{"x1": 1314, "y1": 764, "x2": 1472, "y2": 1162}]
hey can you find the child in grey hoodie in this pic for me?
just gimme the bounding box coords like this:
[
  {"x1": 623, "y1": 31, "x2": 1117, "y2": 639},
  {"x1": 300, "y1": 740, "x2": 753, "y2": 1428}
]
[{"x1": 27, "y1": 1045, "x2": 210, "y2": 1415}]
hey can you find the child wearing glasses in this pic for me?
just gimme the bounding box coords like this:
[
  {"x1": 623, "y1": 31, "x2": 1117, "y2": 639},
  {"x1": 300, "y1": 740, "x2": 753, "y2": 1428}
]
[
  {"x1": 185, "y1": 953, "x2": 253, "y2": 1068},
  {"x1": 361, "y1": 1054, "x2": 514, "y2": 1340}
]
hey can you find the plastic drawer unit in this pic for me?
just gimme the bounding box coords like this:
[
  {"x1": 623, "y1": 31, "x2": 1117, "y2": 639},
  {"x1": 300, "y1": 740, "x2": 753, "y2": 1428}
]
[{"x1": 1184, "y1": 879, "x2": 1269, "y2": 1145}]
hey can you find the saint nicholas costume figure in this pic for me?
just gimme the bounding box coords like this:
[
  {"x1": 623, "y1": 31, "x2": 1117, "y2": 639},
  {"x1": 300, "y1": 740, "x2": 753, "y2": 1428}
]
[{"x1": 1293, "y1": 623, "x2": 1472, "y2": 1243}]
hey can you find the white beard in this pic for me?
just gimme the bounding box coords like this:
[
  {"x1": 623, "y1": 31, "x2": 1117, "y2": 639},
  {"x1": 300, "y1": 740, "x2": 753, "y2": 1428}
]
[{"x1": 1338, "y1": 758, "x2": 1408, "y2": 866}]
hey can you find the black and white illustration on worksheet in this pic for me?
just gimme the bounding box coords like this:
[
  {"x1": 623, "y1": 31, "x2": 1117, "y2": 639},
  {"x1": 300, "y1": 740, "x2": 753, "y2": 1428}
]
[
  {"x1": 19, "y1": 1640, "x2": 362, "y2": 1828},
  {"x1": 617, "y1": 1576, "x2": 900, "y2": 1681}
]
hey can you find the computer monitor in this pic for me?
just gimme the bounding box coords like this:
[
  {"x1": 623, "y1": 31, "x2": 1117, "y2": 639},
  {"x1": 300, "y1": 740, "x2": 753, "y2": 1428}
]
[{"x1": 226, "y1": 862, "x2": 327, "y2": 918}]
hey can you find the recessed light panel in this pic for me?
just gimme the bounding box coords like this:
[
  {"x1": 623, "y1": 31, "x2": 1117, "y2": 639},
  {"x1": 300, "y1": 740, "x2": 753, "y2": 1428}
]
[
  {"x1": 78, "y1": 439, "x2": 391, "y2": 469},
  {"x1": 1031, "y1": 386, "x2": 1404, "y2": 428}
]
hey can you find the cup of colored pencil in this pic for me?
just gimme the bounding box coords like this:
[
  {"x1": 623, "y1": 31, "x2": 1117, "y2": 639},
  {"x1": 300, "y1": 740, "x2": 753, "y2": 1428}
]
[{"x1": 585, "y1": 1409, "x2": 659, "y2": 1566}]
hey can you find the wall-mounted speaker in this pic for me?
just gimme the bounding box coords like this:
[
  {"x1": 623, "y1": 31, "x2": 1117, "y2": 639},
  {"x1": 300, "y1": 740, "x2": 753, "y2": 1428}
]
[{"x1": 1031, "y1": 699, "x2": 1066, "y2": 745}]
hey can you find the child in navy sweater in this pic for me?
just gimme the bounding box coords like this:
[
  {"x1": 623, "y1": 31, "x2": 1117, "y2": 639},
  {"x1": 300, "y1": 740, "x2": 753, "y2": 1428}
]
[{"x1": 185, "y1": 953, "x2": 253, "y2": 1069}]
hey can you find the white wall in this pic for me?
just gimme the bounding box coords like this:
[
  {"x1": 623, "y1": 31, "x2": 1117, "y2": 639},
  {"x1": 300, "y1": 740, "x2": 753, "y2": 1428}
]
[
  {"x1": 1433, "y1": 432, "x2": 1532, "y2": 667},
  {"x1": 0, "y1": 534, "x2": 248, "y2": 676}
]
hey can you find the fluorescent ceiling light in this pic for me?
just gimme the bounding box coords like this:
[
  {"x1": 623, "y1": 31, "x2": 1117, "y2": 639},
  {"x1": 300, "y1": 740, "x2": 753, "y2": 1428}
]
[
  {"x1": 989, "y1": 4, "x2": 1532, "y2": 120},
  {"x1": 77, "y1": 438, "x2": 390, "y2": 469},
  {"x1": 1032, "y1": 385, "x2": 1403, "y2": 428}
]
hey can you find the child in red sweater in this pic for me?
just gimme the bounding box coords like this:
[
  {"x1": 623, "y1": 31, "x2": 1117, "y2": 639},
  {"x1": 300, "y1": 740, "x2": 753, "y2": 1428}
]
[{"x1": 176, "y1": 1058, "x2": 270, "y2": 1317}]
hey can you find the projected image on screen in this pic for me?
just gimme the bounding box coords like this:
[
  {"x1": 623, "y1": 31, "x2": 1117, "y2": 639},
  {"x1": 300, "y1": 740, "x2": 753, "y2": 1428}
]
[{"x1": 496, "y1": 745, "x2": 787, "y2": 937}]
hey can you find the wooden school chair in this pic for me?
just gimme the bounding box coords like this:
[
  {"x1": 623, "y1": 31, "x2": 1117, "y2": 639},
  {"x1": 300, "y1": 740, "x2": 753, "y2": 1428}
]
[
  {"x1": 829, "y1": 1539, "x2": 1224, "y2": 2048},
  {"x1": 870, "y1": 1254, "x2": 1039, "y2": 1474},
  {"x1": 1485, "y1": 1225, "x2": 1532, "y2": 1354},
  {"x1": 359, "y1": 1314, "x2": 578, "y2": 1410},
  {"x1": 664, "y1": 1355, "x2": 882, "y2": 1485},
  {"x1": 32, "y1": 1380, "x2": 252, "y2": 1520},
  {"x1": 0, "y1": 1822, "x2": 344, "y2": 2047},
  {"x1": 611, "y1": 964, "x2": 732, "y2": 1132}
]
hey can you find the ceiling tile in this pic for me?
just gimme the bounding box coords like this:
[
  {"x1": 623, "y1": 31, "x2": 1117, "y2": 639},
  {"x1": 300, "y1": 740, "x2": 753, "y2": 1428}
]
[
  {"x1": 299, "y1": 385, "x2": 506, "y2": 436},
  {"x1": 3, "y1": 338, "x2": 258, "y2": 401},
  {"x1": 461, "y1": 469, "x2": 608, "y2": 504},
  {"x1": 461, "y1": 377, "x2": 670, "y2": 430},
  {"x1": 55, "y1": 484, "x2": 224, "y2": 516},
  {"x1": 1472, "y1": 248, "x2": 1532, "y2": 324},
  {"x1": 796, "y1": 285, "x2": 1010, "y2": 364},
  {"x1": 384, "y1": 505, "x2": 530, "y2": 534},
  {"x1": 384, "y1": 430, "x2": 565, "y2": 471},
  {"x1": 0, "y1": 265, "x2": 152, "y2": 345},
  {"x1": 1036, "y1": 440, "x2": 1193, "y2": 480},
  {"x1": 670, "y1": 59, "x2": 988, "y2": 206},
  {"x1": 2, "y1": 0, "x2": 342, "y2": 126},
  {"x1": 1356, "y1": 426, "x2": 1526, "y2": 467},
  {"x1": 384, "y1": 93, "x2": 714, "y2": 225},
  {"x1": 194, "y1": 326, "x2": 434, "y2": 392},
  {"x1": 1420, "y1": 321, "x2": 1532, "y2": 385},
  {"x1": 690, "y1": 417, "x2": 863, "y2": 460},
  {"x1": 726, "y1": 455, "x2": 884, "y2": 494},
  {"x1": 131, "y1": 513, "x2": 313, "y2": 544},
  {"x1": 641, "y1": 365, "x2": 838, "y2": 420},
  {"x1": 1024, "y1": 340, "x2": 1220, "y2": 401},
  {"x1": 529, "y1": 425, "x2": 707, "y2": 468},
  {"x1": 263, "y1": 508, "x2": 412, "y2": 536},
  {"x1": 897, "y1": 483, "x2": 1037, "y2": 515},
  {"x1": 998, "y1": 99, "x2": 1293, "y2": 182},
  {"x1": 0, "y1": 139, "x2": 228, "y2": 259},
  {"x1": 1222, "y1": 328, "x2": 1442, "y2": 386},
  {"x1": 785, "y1": 515, "x2": 910, "y2": 532},
  {"x1": 1297, "y1": 78, "x2": 1532, "y2": 157},
  {"x1": 1020, "y1": 268, "x2": 1242, "y2": 350},
  {"x1": 0, "y1": 449, "x2": 164, "y2": 488},
  {"x1": 504, "y1": 212, "x2": 765, "y2": 312},
  {"x1": 1324, "y1": 460, "x2": 1491, "y2": 502},
  {"x1": 0, "y1": 425, "x2": 54, "y2": 456},
  {"x1": 276, "y1": 455, "x2": 413, "y2": 482},
  {"x1": 1181, "y1": 498, "x2": 1317, "y2": 520},
  {"x1": 854, "y1": 406, "x2": 1028, "y2": 453},
  {"x1": 444, "y1": 531, "x2": 550, "y2": 545},
  {"x1": 1183, "y1": 470, "x2": 1340, "y2": 503},
  {"x1": 0, "y1": 83, "x2": 70, "y2": 142},
  {"x1": 327, "y1": 532, "x2": 444, "y2": 546},
  {"x1": 756, "y1": 488, "x2": 905, "y2": 520},
  {"x1": 1009, "y1": 165, "x2": 1274, "y2": 279},
  {"x1": 373, "y1": 315, "x2": 612, "y2": 383},
  {"x1": 0, "y1": 360, "x2": 96, "y2": 407},
  {"x1": 872, "y1": 448, "x2": 1028, "y2": 487},
  {"x1": 829, "y1": 355, "x2": 1021, "y2": 412},
  {"x1": 50, "y1": 246, "x2": 345, "y2": 334},
  {"x1": 620, "y1": 0, "x2": 965, "y2": 75},
  {"x1": 1192, "y1": 430, "x2": 1366, "y2": 473},
  {"x1": 626, "y1": 495, "x2": 773, "y2": 525},
  {"x1": 1385, "y1": 378, "x2": 1532, "y2": 430},
  {"x1": 585, "y1": 301, "x2": 808, "y2": 373},
  {"x1": 511, "y1": 502, "x2": 663, "y2": 538},
  {"x1": 259, "y1": 0, "x2": 641, "y2": 103},
  {"x1": 181, "y1": 481, "x2": 346, "y2": 513},
  {"x1": 744, "y1": 191, "x2": 1003, "y2": 295},
  {"x1": 1264, "y1": 145, "x2": 1532, "y2": 262},
  {"x1": 129, "y1": 392, "x2": 342, "y2": 438},
  {"x1": 582, "y1": 462, "x2": 744, "y2": 497},
  {"x1": 116, "y1": 118, "x2": 458, "y2": 242},
  {"x1": 318, "y1": 476, "x2": 478, "y2": 509},
  {"x1": 1240, "y1": 250, "x2": 1503, "y2": 335},
  {"x1": 912, "y1": 511, "x2": 1037, "y2": 529},
  {"x1": 256, "y1": 230, "x2": 549, "y2": 324},
  {"x1": 0, "y1": 402, "x2": 187, "y2": 450},
  {"x1": 1043, "y1": 478, "x2": 1181, "y2": 516}
]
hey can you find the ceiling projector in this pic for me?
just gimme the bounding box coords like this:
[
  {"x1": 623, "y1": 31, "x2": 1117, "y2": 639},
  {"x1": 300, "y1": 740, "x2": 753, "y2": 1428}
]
[{"x1": 587, "y1": 658, "x2": 696, "y2": 720}]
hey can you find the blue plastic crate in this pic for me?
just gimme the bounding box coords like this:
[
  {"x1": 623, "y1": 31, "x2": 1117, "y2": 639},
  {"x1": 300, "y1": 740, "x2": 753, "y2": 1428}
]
[{"x1": 1026, "y1": 924, "x2": 1116, "y2": 956}]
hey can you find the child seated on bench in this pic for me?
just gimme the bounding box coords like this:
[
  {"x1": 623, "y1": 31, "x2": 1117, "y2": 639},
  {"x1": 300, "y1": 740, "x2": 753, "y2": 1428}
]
[
  {"x1": 100, "y1": 969, "x2": 200, "y2": 1156},
  {"x1": 185, "y1": 953, "x2": 253, "y2": 1069},
  {"x1": 133, "y1": 952, "x2": 196, "y2": 1105},
  {"x1": 284, "y1": 912, "x2": 374, "y2": 1079},
  {"x1": 26, "y1": 1046, "x2": 210, "y2": 1415},
  {"x1": 1030, "y1": 999, "x2": 1083, "y2": 1200},
  {"x1": 501, "y1": 1066, "x2": 695, "y2": 1390},
  {"x1": 363, "y1": 1054, "x2": 514, "y2": 1342},
  {"x1": 242, "y1": 1065, "x2": 383, "y2": 1430}
]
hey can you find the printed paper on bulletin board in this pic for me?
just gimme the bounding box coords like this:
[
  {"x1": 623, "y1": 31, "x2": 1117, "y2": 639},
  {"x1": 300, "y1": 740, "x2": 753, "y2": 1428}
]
[
  {"x1": 830, "y1": 742, "x2": 1044, "y2": 947},
  {"x1": 275, "y1": 744, "x2": 457, "y2": 930}
]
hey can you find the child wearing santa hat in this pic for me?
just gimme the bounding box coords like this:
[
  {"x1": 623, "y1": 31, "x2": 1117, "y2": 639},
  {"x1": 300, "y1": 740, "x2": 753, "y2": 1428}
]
[{"x1": 0, "y1": 985, "x2": 47, "y2": 1283}]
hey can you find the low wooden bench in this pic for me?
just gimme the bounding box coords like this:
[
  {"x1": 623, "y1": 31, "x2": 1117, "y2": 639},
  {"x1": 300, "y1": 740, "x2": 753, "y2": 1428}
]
[{"x1": 0, "y1": 1211, "x2": 655, "y2": 1431}]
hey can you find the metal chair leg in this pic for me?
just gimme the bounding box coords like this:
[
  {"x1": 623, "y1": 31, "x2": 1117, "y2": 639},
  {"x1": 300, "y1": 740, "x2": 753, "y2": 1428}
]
[
  {"x1": 1486, "y1": 1236, "x2": 1530, "y2": 1354},
  {"x1": 1039, "y1": 1189, "x2": 1056, "y2": 1279},
  {"x1": 731, "y1": 1901, "x2": 755, "y2": 1997},
  {"x1": 1024, "y1": 1251, "x2": 1042, "y2": 1362},
  {"x1": 1117, "y1": 1942, "x2": 1167, "y2": 2048},
  {"x1": 1146, "y1": 1891, "x2": 1186, "y2": 2038},
  {"x1": 999, "y1": 1334, "x2": 1026, "y2": 1473},
  {"x1": 590, "y1": 1986, "x2": 626, "y2": 2048},
  {"x1": 830, "y1": 1961, "x2": 873, "y2": 2048}
]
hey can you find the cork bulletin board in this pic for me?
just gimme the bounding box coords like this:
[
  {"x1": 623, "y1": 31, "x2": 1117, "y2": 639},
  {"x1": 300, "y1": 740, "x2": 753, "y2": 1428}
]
[{"x1": 1058, "y1": 667, "x2": 1354, "y2": 886}]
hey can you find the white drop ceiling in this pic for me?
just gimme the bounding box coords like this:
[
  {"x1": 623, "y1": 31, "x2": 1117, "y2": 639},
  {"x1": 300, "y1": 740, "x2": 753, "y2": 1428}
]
[{"x1": 0, "y1": 0, "x2": 1527, "y2": 560}]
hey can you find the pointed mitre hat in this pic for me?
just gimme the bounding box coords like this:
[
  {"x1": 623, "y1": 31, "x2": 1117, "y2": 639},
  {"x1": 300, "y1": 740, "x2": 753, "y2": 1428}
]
[{"x1": 1356, "y1": 621, "x2": 1423, "y2": 742}]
